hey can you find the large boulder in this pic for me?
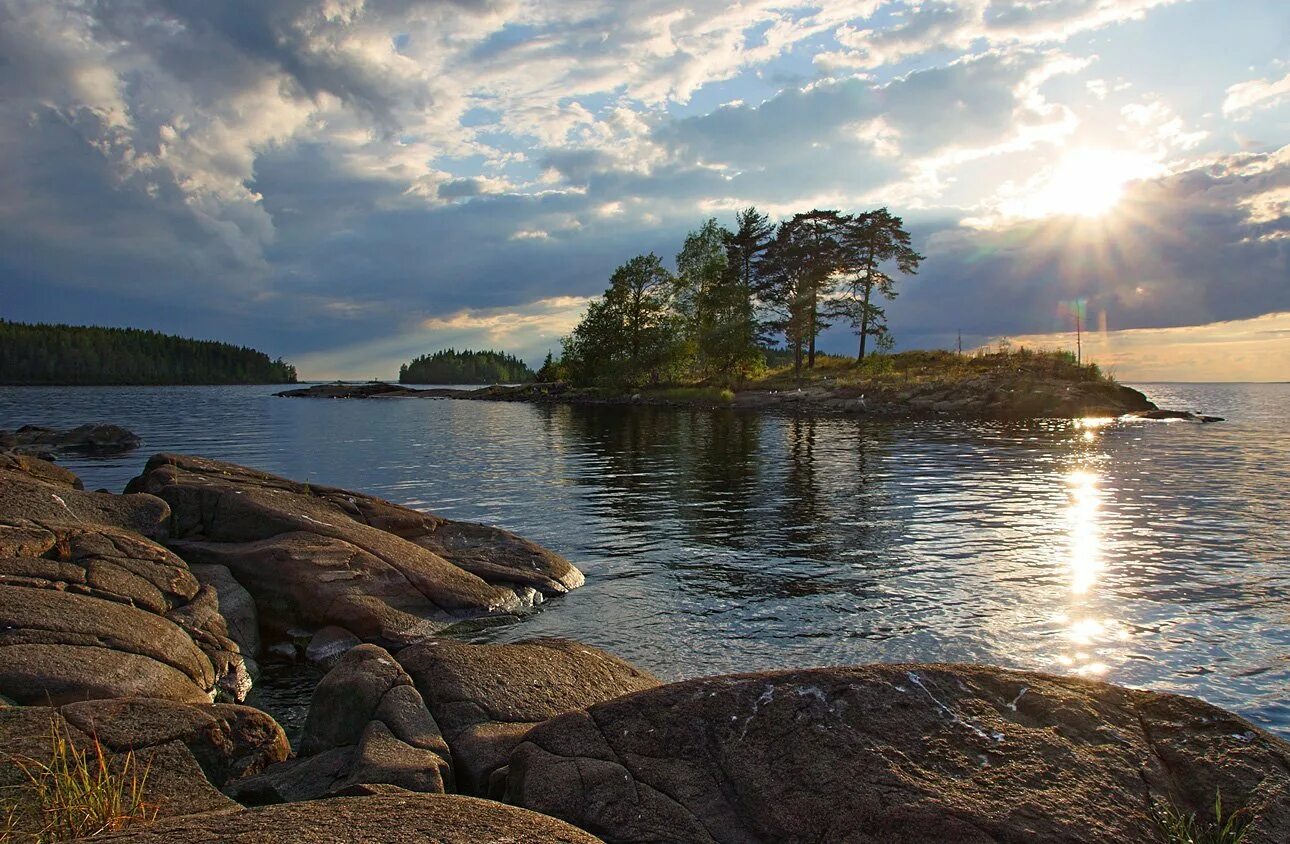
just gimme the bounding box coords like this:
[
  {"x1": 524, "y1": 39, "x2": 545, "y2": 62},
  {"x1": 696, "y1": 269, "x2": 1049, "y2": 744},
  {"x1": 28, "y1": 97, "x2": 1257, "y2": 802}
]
[
  {"x1": 228, "y1": 645, "x2": 453, "y2": 804},
  {"x1": 506, "y1": 664, "x2": 1290, "y2": 843},
  {"x1": 0, "y1": 697, "x2": 287, "y2": 835},
  {"x1": 125, "y1": 454, "x2": 583, "y2": 648},
  {"x1": 92, "y1": 793, "x2": 604, "y2": 843},
  {"x1": 0, "y1": 450, "x2": 83, "y2": 489},
  {"x1": 398, "y1": 638, "x2": 661, "y2": 795},
  {"x1": 0, "y1": 458, "x2": 251, "y2": 704},
  {"x1": 189, "y1": 563, "x2": 261, "y2": 662}
]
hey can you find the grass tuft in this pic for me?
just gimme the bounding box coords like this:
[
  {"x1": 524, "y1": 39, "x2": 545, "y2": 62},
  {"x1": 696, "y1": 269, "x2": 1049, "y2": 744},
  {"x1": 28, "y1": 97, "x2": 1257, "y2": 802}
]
[
  {"x1": 1154, "y1": 790, "x2": 1252, "y2": 844},
  {"x1": 1, "y1": 715, "x2": 158, "y2": 842}
]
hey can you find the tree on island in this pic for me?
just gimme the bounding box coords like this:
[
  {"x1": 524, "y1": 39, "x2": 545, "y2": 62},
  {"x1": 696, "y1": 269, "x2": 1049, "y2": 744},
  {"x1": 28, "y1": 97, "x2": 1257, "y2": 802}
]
[
  {"x1": 399, "y1": 349, "x2": 534, "y2": 384},
  {"x1": 830, "y1": 209, "x2": 924, "y2": 360},
  {"x1": 562, "y1": 254, "x2": 680, "y2": 388},
  {"x1": 552, "y1": 202, "x2": 923, "y2": 389},
  {"x1": 674, "y1": 218, "x2": 765, "y2": 382},
  {"x1": 760, "y1": 210, "x2": 851, "y2": 377}
]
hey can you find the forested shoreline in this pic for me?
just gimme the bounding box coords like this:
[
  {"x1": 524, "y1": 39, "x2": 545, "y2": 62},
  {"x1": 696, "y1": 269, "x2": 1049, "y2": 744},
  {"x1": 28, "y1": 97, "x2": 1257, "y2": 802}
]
[
  {"x1": 399, "y1": 348, "x2": 534, "y2": 384},
  {"x1": 548, "y1": 206, "x2": 923, "y2": 389},
  {"x1": 0, "y1": 321, "x2": 297, "y2": 385}
]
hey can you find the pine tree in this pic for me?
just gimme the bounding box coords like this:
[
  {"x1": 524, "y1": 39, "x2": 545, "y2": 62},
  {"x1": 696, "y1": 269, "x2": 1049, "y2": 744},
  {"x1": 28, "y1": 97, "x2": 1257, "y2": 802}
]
[{"x1": 832, "y1": 209, "x2": 924, "y2": 359}]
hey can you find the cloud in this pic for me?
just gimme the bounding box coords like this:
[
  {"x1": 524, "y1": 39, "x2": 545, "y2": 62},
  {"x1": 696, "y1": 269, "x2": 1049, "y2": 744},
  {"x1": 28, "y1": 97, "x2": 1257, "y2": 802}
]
[
  {"x1": 821, "y1": 0, "x2": 1183, "y2": 71},
  {"x1": 1223, "y1": 71, "x2": 1290, "y2": 118},
  {"x1": 0, "y1": 0, "x2": 1283, "y2": 381},
  {"x1": 293, "y1": 295, "x2": 591, "y2": 378}
]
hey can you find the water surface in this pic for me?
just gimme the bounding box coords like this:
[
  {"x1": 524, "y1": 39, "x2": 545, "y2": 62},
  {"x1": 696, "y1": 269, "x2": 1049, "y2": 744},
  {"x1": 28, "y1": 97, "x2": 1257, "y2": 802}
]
[{"x1": 2, "y1": 382, "x2": 1285, "y2": 737}]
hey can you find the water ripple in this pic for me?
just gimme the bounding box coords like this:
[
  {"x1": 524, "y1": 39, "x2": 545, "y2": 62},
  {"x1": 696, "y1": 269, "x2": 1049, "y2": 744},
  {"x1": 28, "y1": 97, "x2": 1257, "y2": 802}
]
[{"x1": 1, "y1": 382, "x2": 1286, "y2": 736}]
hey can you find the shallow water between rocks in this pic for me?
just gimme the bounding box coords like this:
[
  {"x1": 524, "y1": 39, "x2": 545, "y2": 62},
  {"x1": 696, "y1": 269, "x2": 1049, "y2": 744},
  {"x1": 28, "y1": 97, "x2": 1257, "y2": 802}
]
[{"x1": 2, "y1": 382, "x2": 1286, "y2": 742}]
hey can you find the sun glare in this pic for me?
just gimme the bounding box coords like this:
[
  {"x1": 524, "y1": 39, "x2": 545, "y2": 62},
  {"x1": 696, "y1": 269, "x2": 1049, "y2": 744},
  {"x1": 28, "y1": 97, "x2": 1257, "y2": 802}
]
[{"x1": 1005, "y1": 149, "x2": 1163, "y2": 220}]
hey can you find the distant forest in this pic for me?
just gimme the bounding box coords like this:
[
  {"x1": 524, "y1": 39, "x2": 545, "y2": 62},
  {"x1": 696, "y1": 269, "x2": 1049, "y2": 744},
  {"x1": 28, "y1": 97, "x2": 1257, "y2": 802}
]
[
  {"x1": 0, "y1": 321, "x2": 298, "y2": 385},
  {"x1": 399, "y1": 348, "x2": 534, "y2": 384}
]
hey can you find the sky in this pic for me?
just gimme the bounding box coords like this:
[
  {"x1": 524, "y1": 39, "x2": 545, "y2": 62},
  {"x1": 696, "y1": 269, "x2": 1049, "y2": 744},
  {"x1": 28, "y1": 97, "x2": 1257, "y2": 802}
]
[{"x1": 0, "y1": 0, "x2": 1286, "y2": 381}]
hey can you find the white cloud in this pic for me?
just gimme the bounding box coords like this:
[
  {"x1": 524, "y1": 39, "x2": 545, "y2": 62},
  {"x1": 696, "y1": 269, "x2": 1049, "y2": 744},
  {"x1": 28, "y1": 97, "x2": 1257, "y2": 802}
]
[
  {"x1": 824, "y1": 0, "x2": 1183, "y2": 71},
  {"x1": 1222, "y1": 71, "x2": 1290, "y2": 117}
]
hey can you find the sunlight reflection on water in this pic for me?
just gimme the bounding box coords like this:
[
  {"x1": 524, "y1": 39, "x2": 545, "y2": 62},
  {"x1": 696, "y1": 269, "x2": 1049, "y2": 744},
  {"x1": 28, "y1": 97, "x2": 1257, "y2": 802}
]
[{"x1": 1, "y1": 383, "x2": 1286, "y2": 736}]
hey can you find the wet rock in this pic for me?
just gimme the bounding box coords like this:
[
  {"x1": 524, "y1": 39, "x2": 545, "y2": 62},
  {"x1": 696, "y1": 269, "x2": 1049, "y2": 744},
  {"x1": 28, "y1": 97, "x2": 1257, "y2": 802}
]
[
  {"x1": 0, "y1": 698, "x2": 287, "y2": 833},
  {"x1": 126, "y1": 454, "x2": 582, "y2": 648},
  {"x1": 92, "y1": 793, "x2": 605, "y2": 843},
  {"x1": 266, "y1": 642, "x2": 299, "y2": 663},
  {"x1": 397, "y1": 638, "x2": 660, "y2": 795},
  {"x1": 506, "y1": 663, "x2": 1290, "y2": 844},
  {"x1": 274, "y1": 382, "x2": 444, "y2": 399},
  {"x1": 0, "y1": 423, "x2": 141, "y2": 456},
  {"x1": 305, "y1": 625, "x2": 361, "y2": 669},
  {"x1": 228, "y1": 645, "x2": 453, "y2": 803},
  {"x1": 1132, "y1": 409, "x2": 1225, "y2": 422},
  {"x1": 0, "y1": 459, "x2": 251, "y2": 704}
]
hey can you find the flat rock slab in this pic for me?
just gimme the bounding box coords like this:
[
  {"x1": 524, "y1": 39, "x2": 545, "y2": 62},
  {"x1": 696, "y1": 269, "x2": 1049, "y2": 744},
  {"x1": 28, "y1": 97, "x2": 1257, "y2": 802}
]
[
  {"x1": 0, "y1": 458, "x2": 250, "y2": 704},
  {"x1": 126, "y1": 454, "x2": 583, "y2": 647},
  {"x1": 506, "y1": 663, "x2": 1290, "y2": 843},
  {"x1": 398, "y1": 637, "x2": 661, "y2": 795},
  {"x1": 90, "y1": 793, "x2": 605, "y2": 843}
]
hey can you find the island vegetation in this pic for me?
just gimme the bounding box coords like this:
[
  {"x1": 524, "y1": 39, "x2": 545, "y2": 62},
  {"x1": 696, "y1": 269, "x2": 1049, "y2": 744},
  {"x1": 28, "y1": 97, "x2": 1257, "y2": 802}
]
[
  {"x1": 398, "y1": 348, "x2": 535, "y2": 384},
  {"x1": 0, "y1": 321, "x2": 297, "y2": 385},
  {"x1": 547, "y1": 206, "x2": 924, "y2": 389}
]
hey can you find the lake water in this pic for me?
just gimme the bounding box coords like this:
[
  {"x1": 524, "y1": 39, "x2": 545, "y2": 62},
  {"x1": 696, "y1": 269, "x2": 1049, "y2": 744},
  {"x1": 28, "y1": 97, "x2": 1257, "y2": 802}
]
[{"x1": 1, "y1": 383, "x2": 1286, "y2": 738}]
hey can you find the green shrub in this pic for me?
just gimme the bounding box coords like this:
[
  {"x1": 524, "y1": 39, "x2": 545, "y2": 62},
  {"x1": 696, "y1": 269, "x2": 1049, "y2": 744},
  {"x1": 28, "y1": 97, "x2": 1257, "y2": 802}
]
[{"x1": 1153, "y1": 791, "x2": 1252, "y2": 844}]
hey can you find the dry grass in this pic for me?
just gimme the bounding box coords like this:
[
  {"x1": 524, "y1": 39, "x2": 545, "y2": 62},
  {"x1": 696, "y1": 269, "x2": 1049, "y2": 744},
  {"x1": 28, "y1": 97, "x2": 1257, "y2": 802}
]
[
  {"x1": 750, "y1": 347, "x2": 1109, "y2": 391},
  {"x1": 1, "y1": 716, "x2": 157, "y2": 843}
]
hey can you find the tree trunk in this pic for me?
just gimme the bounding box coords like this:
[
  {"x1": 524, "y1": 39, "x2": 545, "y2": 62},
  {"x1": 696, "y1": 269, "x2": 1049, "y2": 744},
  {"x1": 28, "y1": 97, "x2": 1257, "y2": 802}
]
[
  {"x1": 808, "y1": 287, "x2": 817, "y2": 369},
  {"x1": 857, "y1": 249, "x2": 876, "y2": 361},
  {"x1": 858, "y1": 281, "x2": 872, "y2": 360}
]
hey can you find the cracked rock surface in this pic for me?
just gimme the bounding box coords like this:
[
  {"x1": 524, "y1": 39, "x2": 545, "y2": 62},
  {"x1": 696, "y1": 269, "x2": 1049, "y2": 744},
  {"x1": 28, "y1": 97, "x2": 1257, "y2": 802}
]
[
  {"x1": 398, "y1": 637, "x2": 662, "y2": 796},
  {"x1": 506, "y1": 663, "x2": 1290, "y2": 843},
  {"x1": 0, "y1": 456, "x2": 251, "y2": 704},
  {"x1": 228, "y1": 644, "x2": 454, "y2": 803},
  {"x1": 92, "y1": 793, "x2": 605, "y2": 843},
  {"x1": 126, "y1": 454, "x2": 583, "y2": 647}
]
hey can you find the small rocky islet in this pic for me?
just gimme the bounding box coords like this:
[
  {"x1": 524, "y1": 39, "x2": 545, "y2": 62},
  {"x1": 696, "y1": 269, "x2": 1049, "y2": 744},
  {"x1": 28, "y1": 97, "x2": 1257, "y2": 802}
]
[
  {"x1": 277, "y1": 376, "x2": 1224, "y2": 422},
  {"x1": 2, "y1": 447, "x2": 1282, "y2": 842}
]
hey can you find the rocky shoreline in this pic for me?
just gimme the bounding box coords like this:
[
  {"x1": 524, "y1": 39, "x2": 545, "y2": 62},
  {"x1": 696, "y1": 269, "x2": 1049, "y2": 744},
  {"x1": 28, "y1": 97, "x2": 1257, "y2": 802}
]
[
  {"x1": 2, "y1": 451, "x2": 1279, "y2": 842},
  {"x1": 277, "y1": 378, "x2": 1223, "y2": 422}
]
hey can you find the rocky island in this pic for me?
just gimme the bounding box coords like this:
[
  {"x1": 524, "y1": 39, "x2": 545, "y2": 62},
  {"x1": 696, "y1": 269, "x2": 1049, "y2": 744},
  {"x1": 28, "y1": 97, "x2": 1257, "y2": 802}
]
[
  {"x1": 278, "y1": 349, "x2": 1224, "y2": 421},
  {"x1": 1, "y1": 448, "x2": 1280, "y2": 842}
]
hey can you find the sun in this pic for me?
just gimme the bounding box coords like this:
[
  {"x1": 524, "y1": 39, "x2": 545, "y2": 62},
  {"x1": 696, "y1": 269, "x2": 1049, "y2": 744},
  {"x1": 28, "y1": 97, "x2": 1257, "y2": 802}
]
[{"x1": 1003, "y1": 149, "x2": 1164, "y2": 220}]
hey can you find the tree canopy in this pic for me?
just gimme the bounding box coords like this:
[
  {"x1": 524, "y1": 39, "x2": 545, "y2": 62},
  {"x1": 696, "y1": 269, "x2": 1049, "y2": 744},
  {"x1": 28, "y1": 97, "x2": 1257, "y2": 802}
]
[
  {"x1": 398, "y1": 348, "x2": 534, "y2": 384},
  {"x1": 0, "y1": 320, "x2": 297, "y2": 385},
  {"x1": 554, "y1": 205, "x2": 921, "y2": 388}
]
